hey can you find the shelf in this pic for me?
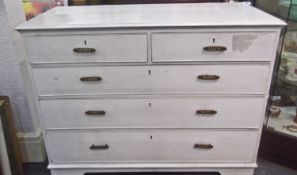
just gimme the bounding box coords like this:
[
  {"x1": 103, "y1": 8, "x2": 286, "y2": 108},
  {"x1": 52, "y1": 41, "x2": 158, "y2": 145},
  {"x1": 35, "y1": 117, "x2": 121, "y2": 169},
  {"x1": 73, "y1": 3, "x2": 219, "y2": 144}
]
[{"x1": 267, "y1": 106, "x2": 297, "y2": 138}]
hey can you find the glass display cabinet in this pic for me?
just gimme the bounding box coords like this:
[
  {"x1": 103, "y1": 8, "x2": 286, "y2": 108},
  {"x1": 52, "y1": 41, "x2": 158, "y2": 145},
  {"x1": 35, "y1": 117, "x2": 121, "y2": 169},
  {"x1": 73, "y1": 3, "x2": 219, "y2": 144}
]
[{"x1": 255, "y1": 0, "x2": 297, "y2": 169}]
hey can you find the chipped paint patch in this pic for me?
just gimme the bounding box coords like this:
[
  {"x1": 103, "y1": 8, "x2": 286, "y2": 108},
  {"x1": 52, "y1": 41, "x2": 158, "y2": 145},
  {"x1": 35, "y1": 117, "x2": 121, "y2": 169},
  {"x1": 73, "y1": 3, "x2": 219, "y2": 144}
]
[{"x1": 233, "y1": 34, "x2": 258, "y2": 52}]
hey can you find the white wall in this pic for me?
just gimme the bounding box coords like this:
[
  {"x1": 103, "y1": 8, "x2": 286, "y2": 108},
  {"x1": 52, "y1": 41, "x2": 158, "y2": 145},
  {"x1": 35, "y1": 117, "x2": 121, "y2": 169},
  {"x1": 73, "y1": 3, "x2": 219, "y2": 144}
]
[
  {"x1": 0, "y1": 0, "x2": 46, "y2": 162},
  {"x1": 0, "y1": 0, "x2": 33, "y2": 132}
]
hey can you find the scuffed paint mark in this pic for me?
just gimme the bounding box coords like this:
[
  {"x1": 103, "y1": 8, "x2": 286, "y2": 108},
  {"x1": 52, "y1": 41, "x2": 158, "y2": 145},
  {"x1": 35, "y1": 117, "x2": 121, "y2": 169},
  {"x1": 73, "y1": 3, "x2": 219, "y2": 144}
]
[{"x1": 233, "y1": 34, "x2": 258, "y2": 52}]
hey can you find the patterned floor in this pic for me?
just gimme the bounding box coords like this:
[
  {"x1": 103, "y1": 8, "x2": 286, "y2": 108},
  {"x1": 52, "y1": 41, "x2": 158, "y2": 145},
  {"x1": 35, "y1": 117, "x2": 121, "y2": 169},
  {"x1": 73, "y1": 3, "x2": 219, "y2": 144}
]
[{"x1": 23, "y1": 159, "x2": 297, "y2": 175}]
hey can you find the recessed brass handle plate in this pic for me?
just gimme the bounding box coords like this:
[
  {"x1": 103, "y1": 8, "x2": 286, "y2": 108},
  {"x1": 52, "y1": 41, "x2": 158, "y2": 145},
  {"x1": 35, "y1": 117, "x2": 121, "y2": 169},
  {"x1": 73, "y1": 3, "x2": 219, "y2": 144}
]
[
  {"x1": 198, "y1": 75, "x2": 220, "y2": 81},
  {"x1": 203, "y1": 46, "x2": 227, "y2": 52},
  {"x1": 194, "y1": 143, "x2": 214, "y2": 150},
  {"x1": 89, "y1": 144, "x2": 109, "y2": 150},
  {"x1": 80, "y1": 76, "x2": 102, "y2": 82},
  {"x1": 73, "y1": 48, "x2": 96, "y2": 53},
  {"x1": 85, "y1": 110, "x2": 106, "y2": 116},
  {"x1": 196, "y1": 110, "x2": 217, "y2": 115}
]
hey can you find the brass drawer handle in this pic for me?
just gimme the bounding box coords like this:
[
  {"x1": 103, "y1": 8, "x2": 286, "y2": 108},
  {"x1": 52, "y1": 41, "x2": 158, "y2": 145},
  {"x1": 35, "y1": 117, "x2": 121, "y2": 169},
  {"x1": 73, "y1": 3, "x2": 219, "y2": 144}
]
[
  {"x1": 194, "y1": 144, "x2": 214, "y2": 150},
  {"x1": 80, "y1": 76, "x2": 102, "y2": 82},
  {"x1": 73, "y1": 48, "x2": 96, "y2": 53},
  {"x1": 198, "y1": 74, "x2": 220, "y2": 81},
  {"x1": 85, "y1": 110, "x2": 106, "y2": 116},
  {"x1": 203, "y1": 46, "x2": 227, "y2": 52},
  {"x1": 196, "y1": 110, "x2": 217, "y2": 115},
  {"x1": 89, "y1": 144, "x2": 109, "y2": 150}
]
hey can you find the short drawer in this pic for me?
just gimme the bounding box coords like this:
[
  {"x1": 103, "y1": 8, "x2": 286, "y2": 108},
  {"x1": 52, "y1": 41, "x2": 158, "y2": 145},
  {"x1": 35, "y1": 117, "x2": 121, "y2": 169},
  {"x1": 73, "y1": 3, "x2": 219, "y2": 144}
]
[
  {"x1": 152, "y1": 32, "x2": 276, "y2": 62},
  {"x1": 46, "y1": 129, "x2": 258, "y2": 163},
  {"x1": 25, "y1": 33, "x2": 148, "y2": 63},
  {"x1": 40, "y1": 96, "x2": 264, "y2": 129},
  {"x1": 33, "y1": 65, "x2": 269, "y2": 96}
]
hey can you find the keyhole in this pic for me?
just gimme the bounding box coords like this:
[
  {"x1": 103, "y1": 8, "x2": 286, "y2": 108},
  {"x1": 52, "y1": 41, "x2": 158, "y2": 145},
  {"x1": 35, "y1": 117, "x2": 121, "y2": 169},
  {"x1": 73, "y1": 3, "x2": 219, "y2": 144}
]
[
  {"x1": 84, "y1": 40, "x2": 87, "y2": 45},
  {"x1": 148, "y1": 102, "x2": 152, "y2": 107},
  {"x1": 150, "y1": 135, "x2": 153, "y2": 140},
  {"x1": 213, "y1": 38, "x2": 216, "y2": 43},
  {"x1": 148, "y1": 70, "x2": 151, "y2": 75}
]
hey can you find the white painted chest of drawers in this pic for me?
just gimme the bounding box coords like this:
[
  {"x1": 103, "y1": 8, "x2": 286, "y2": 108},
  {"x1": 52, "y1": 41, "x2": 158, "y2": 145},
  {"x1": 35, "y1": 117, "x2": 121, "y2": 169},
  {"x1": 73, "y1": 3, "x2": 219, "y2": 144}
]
[{"x1": 16, "y1": 3, "x2": 286, "y2": 175}]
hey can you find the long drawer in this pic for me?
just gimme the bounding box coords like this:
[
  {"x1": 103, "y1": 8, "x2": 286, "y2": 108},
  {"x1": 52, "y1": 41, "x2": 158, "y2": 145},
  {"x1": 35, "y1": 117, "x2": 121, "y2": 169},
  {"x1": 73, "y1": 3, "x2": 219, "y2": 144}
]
[
  {"x1": 40, "y1": 96, "x2": 264, "y2": 129},
  {"x1": 25, "y1": 33, "x2": 148, "y2": 63},
  {"x1": 152, "y1": 32, "x2": 276, "y2": 62},
  {"x1": 46, "y1": 129, "x2": 258, "y2": 163},
  {"x1": 33, "y1": 65, "x2": 269, "y2": 96}
]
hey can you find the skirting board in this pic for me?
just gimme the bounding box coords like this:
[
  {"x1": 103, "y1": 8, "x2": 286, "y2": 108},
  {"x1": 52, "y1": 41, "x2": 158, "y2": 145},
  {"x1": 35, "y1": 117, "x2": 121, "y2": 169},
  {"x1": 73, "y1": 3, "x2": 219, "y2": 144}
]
[{"x1": 17, "y1": 129, "x2": 46, "y2": 162}]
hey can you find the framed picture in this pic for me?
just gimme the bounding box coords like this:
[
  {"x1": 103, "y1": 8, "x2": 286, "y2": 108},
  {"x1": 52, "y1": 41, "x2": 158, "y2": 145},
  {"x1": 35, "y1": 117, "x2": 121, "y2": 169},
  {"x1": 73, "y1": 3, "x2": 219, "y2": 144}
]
[
  {"x1": 23, "y1": 0, "x2": 65, "y2": 20},
  {"x1": 0, "y1": 96, "x2": 24, "y2": 175}
]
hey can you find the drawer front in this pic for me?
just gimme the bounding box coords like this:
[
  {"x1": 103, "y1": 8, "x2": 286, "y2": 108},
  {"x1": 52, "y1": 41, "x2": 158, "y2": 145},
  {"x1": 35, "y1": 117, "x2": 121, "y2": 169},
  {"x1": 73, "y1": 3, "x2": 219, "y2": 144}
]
[
  {"x1": 46, "y1": 130, "x2": 258, "y2": 163},
  {"x1": 25, "y1": 34, "x2": 148, "y2": 63},
  {"x1": 33, "y1": 65, "x2": 269, "y2": 96},
  {"x1": 40, "y1": 97, "x2": 264, "y2": 129},
  {"x1": 152, "y1": 32, "x2": 276, "y2": 62}
]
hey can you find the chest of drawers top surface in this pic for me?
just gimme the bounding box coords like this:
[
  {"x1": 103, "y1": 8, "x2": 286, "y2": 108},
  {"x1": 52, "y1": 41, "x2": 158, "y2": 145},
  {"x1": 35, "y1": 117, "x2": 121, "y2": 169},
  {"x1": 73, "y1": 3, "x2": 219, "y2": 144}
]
[{"x1": 16, "y1": 3, "x2": 285, "y2": 31}]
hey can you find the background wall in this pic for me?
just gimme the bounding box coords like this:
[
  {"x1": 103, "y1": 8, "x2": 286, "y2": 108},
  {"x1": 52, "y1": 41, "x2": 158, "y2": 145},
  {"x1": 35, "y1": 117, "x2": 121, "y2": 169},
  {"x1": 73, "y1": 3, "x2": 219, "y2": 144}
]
[
  {"x1": 0, "y1": 0, "x2": 33, "y2": 132},
  {"x1": 0, "y1": 0, "x2": 46, "y2": 162}
]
